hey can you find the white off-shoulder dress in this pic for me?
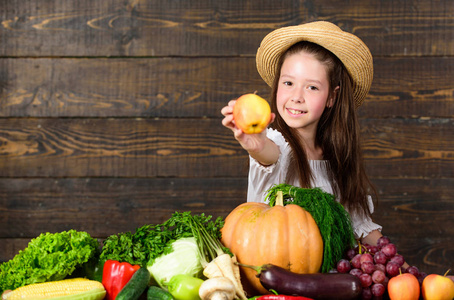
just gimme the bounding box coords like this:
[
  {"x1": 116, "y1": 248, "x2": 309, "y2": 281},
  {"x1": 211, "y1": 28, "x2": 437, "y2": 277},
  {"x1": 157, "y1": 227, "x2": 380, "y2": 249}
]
[{"x1": 247, "y1": 128, "x2": 382, "y2": 239}]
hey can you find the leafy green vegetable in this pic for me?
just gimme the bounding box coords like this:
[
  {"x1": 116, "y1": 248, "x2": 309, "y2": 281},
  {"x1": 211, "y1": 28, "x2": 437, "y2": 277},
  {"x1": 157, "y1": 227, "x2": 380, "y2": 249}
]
[
  {"x1": 99, "y1": 212, "x2": 225, "y2": 267},
  {"x1": 0, "y1": 230, "x2": 100, "y2": 293},
  {"x1": 265, "y1": 184, "x2": 355, "y2": 273},
  {"x1": 147, "y1": 237, "x2": 203, "y2": 288}
]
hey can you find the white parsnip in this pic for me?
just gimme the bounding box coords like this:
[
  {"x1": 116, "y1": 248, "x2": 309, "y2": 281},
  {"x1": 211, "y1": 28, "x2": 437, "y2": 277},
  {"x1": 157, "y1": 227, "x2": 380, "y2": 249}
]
[
  {"x1": 230, "y1": 255, "x2": 243, "y2": 295},
  {"x1": 203, "y1": 260, "x2": 223, "y2": 278},
  {"x1": 199, "y1": 276, "x2": 235, "y2": 300},
  {"x1": 204, "y1": 254, "x2": 247, "y2": 300}
]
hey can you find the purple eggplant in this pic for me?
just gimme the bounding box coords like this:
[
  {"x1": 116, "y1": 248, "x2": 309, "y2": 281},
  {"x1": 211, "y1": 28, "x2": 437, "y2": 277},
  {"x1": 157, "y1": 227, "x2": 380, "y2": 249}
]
[{"x1": 242, "y1": 263, "x2": 362, "y2": 300}]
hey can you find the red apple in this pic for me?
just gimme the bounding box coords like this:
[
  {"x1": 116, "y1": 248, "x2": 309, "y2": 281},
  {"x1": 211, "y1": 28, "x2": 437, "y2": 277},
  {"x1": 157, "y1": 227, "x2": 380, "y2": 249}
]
[
  {"x1": 233, "y1": 93, "x2": 271, "y2": 134},
  {"x1": 421, "y1": 271, "x2": 454, "y2": 300},
  {"x1": 388, "y1": 273, "x2": 420, "y2": 300}
]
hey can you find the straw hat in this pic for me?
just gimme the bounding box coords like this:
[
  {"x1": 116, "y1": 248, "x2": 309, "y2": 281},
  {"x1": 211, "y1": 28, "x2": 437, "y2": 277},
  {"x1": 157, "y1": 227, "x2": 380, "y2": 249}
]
[{"x1": 256, "y1": 21, "x2": 373, "y2": 108}]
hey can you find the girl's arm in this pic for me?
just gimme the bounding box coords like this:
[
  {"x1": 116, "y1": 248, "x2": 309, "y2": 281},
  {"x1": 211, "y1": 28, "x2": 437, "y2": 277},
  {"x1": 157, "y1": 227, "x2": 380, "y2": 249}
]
[
  {"x1": 248, "y1": 135, "x2": 280, "y2": 166},
  {"x1": 221, "y1": 100, "x2": 279, "y2": 166},
  {"x1": 361, "y1": 229, "x2": 383, "y2": 247}
]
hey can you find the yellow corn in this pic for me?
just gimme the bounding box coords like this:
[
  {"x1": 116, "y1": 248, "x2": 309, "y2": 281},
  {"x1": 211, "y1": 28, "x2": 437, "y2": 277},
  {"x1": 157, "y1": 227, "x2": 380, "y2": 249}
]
[{"x1": 5, "y1": 278, "x2": 106, "y2": 300}]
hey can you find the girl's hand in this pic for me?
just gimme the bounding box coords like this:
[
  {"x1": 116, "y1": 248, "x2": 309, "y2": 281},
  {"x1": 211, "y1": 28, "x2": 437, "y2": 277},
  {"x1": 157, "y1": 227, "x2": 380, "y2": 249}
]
[
  {"x1": 2, "y1": 290, "x2": 12, "y2": 299},
  {"x1": 220, "y1": 100, "x2": 238, "y2": 132},
  {"x1": 221, "y1": 100, "x2": 275, "y2": 153}
]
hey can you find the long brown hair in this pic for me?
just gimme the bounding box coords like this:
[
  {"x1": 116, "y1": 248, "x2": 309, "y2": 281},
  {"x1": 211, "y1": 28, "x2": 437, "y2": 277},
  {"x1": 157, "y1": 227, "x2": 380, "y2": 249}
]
[{"x1": 270, "y1": 41, "x2": 376, "y2": 218}]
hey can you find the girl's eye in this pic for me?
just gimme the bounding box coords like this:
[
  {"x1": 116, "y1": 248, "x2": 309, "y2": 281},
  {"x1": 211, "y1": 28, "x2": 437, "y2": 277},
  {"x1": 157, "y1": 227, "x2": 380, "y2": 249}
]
[
  {"x1": 308, "y1": 85, "x2": 319, "y2": 90},
  {"x1": 283, "y1": 81, "x2": 293, "y2": 86}
]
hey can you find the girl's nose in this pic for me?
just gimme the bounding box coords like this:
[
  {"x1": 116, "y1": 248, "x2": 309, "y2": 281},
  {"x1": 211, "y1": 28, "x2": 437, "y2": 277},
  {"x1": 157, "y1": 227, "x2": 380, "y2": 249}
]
[
  {"x1": 291, "y1": 97, "x2": 303, "y2": 103},
  {"x1": 291, "y1": 89, "x2": 305, "y2": 103}
]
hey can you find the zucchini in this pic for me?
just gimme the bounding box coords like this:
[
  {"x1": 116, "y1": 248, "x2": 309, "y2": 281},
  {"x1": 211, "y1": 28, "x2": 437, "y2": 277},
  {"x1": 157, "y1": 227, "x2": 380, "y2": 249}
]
[
  {"x1": 147, "y1": 286, "x2": 175, "y2": 300},
  {"x1": 116, "y1": 267, "x2": 150, "y2": 300}
]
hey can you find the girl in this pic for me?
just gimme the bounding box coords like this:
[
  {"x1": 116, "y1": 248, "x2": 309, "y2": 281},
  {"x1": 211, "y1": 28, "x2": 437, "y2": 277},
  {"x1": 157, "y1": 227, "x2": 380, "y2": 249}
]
[{"x1": 221, "y1": 21, "x2": 383, "y2": 245}]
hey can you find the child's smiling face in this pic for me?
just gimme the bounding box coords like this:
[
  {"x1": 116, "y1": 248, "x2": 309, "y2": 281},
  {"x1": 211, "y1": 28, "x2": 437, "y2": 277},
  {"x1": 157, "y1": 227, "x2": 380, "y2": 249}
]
[{"x1": 276, "y1": 50, "x2": 335, "y2": 136}]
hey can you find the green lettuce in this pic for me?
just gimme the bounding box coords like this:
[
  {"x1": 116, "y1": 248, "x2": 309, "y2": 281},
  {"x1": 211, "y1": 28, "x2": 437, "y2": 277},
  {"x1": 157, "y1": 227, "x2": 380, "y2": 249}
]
[{"x1": 0, "y1": 230, "x2": 100, "y2": 292}]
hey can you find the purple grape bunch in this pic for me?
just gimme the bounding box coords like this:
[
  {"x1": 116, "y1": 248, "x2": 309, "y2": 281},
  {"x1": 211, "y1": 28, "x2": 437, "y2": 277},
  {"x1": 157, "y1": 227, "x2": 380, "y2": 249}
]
[{"x1": 335, "y1": 236, "x2": 427, "y2": 299}]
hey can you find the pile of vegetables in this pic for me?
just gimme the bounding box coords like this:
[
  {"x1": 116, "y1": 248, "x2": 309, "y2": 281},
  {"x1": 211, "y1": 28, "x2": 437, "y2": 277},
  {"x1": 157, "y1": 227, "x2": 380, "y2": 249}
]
[
  {"x1": 99, "y1": 212, "x2": 238, "y2": 290},
  {"x1": 0, "y1": 211, "x2": 247, "y2": 299},
  {"x1": 0, "y1": 184, "x2": 360, "y2": 299}
]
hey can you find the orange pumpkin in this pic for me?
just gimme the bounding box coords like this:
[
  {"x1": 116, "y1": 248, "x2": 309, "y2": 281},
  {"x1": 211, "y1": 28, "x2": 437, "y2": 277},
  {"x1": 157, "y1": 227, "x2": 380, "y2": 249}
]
[{"x1": 221, "y1": 194, "x2": 323, "y2": 295}]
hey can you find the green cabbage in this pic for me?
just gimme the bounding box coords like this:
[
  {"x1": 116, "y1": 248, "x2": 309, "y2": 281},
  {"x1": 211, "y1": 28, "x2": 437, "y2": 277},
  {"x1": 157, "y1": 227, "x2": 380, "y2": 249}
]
[
  {"x1": 0, "y1": 230, "x2": 99, "y2": 292},
  {"x1": 147, "y1": 237, "x2": 203, "y2": 289}
]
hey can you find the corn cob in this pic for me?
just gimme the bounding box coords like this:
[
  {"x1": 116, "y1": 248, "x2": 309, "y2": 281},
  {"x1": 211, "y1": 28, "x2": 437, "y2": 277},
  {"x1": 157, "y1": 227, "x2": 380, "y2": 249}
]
[{"x1": 4, "y1": 278, "x2": 106, "y2": 300}]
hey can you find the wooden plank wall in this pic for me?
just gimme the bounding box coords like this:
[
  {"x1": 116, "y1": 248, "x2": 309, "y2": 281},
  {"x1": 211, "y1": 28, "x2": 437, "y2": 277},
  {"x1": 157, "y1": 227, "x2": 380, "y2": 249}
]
[{"x1": 0, "y1": 0, "x2": 453, "y2": 275}]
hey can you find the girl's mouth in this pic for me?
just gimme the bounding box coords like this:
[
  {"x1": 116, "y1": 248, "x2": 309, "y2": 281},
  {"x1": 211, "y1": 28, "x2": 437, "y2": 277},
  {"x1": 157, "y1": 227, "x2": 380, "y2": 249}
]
[{"x1": 287, "y1": 108, "x2": 306, "y2": 115}]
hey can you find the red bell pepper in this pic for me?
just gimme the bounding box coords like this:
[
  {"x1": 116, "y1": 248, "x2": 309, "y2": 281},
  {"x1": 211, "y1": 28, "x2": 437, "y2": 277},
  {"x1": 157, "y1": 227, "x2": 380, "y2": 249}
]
[{"x1": 102, "y1": 260, "x2": 141, "y2": 300}]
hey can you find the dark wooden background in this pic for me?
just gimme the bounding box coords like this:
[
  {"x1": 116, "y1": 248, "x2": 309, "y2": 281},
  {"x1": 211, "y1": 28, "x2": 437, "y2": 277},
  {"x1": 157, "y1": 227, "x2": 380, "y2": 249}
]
[{"x1": 0, "y1": 0, "x2": 452, "y2": 275}]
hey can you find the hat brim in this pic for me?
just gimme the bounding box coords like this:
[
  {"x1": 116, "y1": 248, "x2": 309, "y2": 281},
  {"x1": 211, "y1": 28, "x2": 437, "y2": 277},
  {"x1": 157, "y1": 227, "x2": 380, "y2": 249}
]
[{"x1": 256, "y1": 21, "x2": 373, "y2": 108}]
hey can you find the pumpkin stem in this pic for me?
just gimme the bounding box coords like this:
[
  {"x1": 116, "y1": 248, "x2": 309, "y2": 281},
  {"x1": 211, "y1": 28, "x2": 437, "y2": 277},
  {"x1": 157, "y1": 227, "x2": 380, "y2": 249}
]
[{"x1": 276, "y1": 191, "x2": 284, "y2": 206}]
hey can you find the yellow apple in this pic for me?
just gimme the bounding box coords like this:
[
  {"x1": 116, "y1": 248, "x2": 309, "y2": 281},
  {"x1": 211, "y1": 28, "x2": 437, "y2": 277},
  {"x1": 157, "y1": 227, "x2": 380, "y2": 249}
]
[
  {"x1": 421, "y1": 272, "x2": 454, "y2": 300},
  {"x1": 233, "y1": 93, "x2": 271, "y2": 134},
  {"x1": 388, "y1": 273, "x2": 420, "y2": 300}
]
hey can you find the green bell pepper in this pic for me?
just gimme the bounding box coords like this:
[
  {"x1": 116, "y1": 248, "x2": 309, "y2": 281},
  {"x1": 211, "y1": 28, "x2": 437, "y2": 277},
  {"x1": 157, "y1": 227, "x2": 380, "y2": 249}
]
[{"x1": 167, "y1": 274, "x2": 204, "y2": 300}]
